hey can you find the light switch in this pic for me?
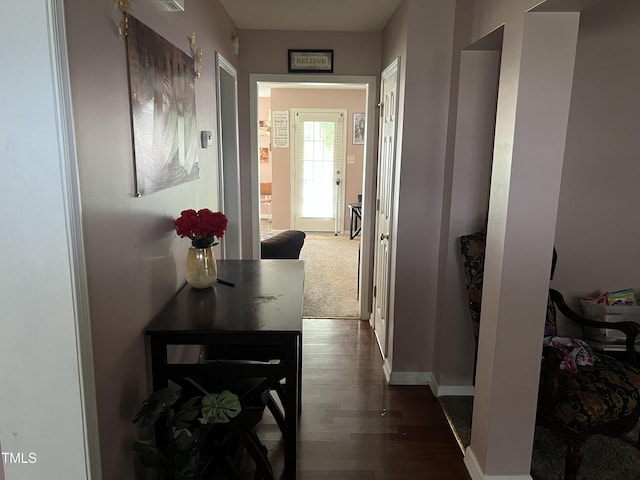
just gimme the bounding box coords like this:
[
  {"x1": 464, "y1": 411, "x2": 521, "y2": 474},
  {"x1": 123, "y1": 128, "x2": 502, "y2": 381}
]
[
  {"x1": 347, "y1": 155, "x2": 356, "y2": 164},
  {"x1": 200, "y1": 130, "x2": 213, "y2": 148}
]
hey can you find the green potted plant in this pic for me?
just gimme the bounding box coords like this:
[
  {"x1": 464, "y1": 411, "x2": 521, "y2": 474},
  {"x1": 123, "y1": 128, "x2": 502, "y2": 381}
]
[{"x1": 133, "y1": 385, "x2": 241, "y2": 480}]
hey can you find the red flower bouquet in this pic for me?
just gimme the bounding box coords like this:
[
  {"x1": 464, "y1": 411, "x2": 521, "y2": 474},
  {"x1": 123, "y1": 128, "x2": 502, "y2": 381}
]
[{"x1": 175, "y1": 209, "x2": 228, "y2": 249}]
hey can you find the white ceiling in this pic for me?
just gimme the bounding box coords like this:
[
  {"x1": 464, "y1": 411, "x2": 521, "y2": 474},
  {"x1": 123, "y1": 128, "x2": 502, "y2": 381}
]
[{"x1": 218, "y1": 0, "x2": 402, "y2": 32}]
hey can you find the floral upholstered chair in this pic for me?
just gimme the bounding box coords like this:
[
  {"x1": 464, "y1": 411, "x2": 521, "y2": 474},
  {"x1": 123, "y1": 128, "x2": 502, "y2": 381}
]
[{"x1": 459, "y1": 231, "x2": 640, "y2": 480}]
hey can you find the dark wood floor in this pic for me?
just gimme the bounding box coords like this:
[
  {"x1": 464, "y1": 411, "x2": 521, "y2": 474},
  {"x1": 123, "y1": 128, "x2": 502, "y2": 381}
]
[{"x1": 254, "y1": 319, "x2": 471, "y2": 480}]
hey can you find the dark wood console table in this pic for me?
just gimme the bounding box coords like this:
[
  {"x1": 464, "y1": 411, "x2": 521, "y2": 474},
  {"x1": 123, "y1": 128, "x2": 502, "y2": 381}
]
[{"x1": 145, "y1": 260, "x2": 304, "y2": 479}]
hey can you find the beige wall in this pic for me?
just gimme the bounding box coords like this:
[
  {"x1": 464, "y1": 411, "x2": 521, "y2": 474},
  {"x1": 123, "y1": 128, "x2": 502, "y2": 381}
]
[
  {"x1": 64, "y1": 0, "x2": 640, "y2": 477},
  {"x1": 439, "y1": 0, "x2": 640, "y2": 379},
  {"x1": 432, "y1": 0, "x2": 634, "y2": 477},
  {"x1": 376, "y1": 0, "x2": 639, "y2": 476},
  {"x1": 432, "y1": 0, "x2": 480, "y2": 391},
  {"x1": 554, "y1": 0, "x2": 640, "y2": 310},
  {"x1": 380, "y1": 0, "x2": 458, "y2": 378},
  {"x1": 237, "y1": 30, "x2": 381, "y2": 254},
  {"x1": 379, "y1": 0, "x2": 408, "y2": 372},
  {"x1": 63, "y1": 1, "x2": 236, "y2": 478},
  {"x1": 13, "y1": 0, "x2": 638, "y2": 478},
  {"x1": 266, "y1": 88, "x2": 366, "y2": 232}
]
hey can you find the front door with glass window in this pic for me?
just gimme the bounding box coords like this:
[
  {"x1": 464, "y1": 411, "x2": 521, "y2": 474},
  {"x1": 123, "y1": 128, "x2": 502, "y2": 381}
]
[{"x1": 292, "y1": 109, "x2": 346, "y2": 232}]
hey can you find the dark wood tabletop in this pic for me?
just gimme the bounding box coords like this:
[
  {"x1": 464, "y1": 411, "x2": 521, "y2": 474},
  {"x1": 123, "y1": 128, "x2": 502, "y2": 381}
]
[
  {"x1": 145, "y1": 259, "x2": 304, "y2": 479},
  {"x1": 147, "y1": 259, "x2": 304, "y2": 334}
]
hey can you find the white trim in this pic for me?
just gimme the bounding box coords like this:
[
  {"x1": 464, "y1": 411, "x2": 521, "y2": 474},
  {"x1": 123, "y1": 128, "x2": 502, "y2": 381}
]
[
  {"x1": 359, "y1": 75, "x2": 379, "y2": 320},
  {"x1": 464, "y1": 448, "x2": 484, "y2": 480},
  {"x1": 50, "y1": 0, "x2": 102, "y2": 476},
  {"x1": 249, "y1": 76, "x2": 261, "y2": 258},
  {"x1": 215, "y1": 53, "x2": 242, "y2": 259},
  {"x1": 464, "y1": 447, "x2": 533, "y2": 480},
  {"x1": 429, "y1": 375, "x2": 439, "y2": 397},
  {"x1": 382, "y1": 358, "x2": 392, "y2": 383},
  {"x1": 290, "y1": 108, "x2": 347, "y2": 232},
  {"x1": 382, "y1": 358, "x2": 433, "y2": 387},
  {"x1": 249, "y1": 74, "x2": 377, "y2": 320},
  {"x1": 387, "y1": 370, "x2": 432, "y2": 386},
  {"x1": 435, "y1": 384, "x2": 475, "y2": 397},
  {"x1": 372, "y1": 56, "x2": 400, "y2": 357}
]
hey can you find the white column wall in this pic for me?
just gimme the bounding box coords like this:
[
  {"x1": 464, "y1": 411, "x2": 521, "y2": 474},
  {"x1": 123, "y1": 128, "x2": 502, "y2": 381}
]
[
  {"x1": 0, "y1": 1, "x2": 95, "y2": 478},
  {"x1": 465, "y1": 12, "x2": 580, "y2": 478}
]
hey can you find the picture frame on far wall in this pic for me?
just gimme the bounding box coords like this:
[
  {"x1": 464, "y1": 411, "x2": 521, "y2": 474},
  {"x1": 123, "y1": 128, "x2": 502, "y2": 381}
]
[
  {"x1": 288, "y1": 49, "x2": 334, "y2": 73},
  {"x1": 353, "y1": 113, "x2": 365, "y2": 145}
]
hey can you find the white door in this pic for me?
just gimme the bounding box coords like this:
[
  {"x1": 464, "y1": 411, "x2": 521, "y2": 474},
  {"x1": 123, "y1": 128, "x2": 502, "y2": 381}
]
[
  {"x1": 292, "y1": 109, "x2": 346, "y2": 232},
  {"x1": 216, "y1": 54, "x2": 242, "y2": 258},
  {"x1": 373, "y1": 59, "x2": 399, "y2": 357}
]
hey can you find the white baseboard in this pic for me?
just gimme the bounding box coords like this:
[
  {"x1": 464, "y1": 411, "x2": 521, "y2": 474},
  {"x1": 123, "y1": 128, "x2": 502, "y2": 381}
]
[
  {"x1": 382, "y1": 358, "x2": 431, "y2": 385},
  {"x1": 436, "y1": 385, "x2": 475, "y2": 397},
  {"x1": 465, "y1": 448, "x2": 483, "y2": 480},
  {"x1": 383, "y1": 363, "x2": 469, "y2": 391},
  {"x1": 387, "y1": 370, "x2": 432, "y2": 385},
  {"x1": 464, "y1": 447, "x2": 532, "y2": 480},
  {"x1": 429, "y1": 375, "x2": 475, "y2": 397},
  {"x1": 382, "y1": 358, "x2": 392, "y2": 383}
]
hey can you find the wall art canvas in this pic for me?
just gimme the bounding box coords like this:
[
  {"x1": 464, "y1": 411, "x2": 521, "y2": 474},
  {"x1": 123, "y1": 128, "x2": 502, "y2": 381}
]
[
  {"x1": 353, "y1": 112, "x2": 365, "y2": 145},
  {"x1": 126, "y1": 16, "x2": 199, "y2": 196}
]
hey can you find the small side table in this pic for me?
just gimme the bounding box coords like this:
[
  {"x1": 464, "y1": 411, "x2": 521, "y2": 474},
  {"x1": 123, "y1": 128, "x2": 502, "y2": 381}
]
[
  {"x1": 145, "y1": 260, "x2": 304, "y2": 479},
  {"x1": 348, "y1": 202, "x2": 362, "y2": 240}
]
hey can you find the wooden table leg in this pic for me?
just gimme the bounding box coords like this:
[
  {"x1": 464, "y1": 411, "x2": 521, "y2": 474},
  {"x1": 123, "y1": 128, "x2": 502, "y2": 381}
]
[
  {"x1": 298, "y1": 332, "x2": 303, "y2": 415},
  {"x1": 149, "y1": 338, "x2": 169, "y2": 452},
  {"x1": 150, "y1": 337, "x2": 169, "y2": 391},
  {"x1": 283, "y1": 338, "x2": 299, "y2": 479}
]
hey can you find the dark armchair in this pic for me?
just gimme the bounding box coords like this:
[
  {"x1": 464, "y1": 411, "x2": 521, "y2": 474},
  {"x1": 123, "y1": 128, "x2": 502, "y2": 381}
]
[
  {"x1": 260, "y1": 230, "x2": 306, "y2": 259},
  {"x1": 459, "y1": 231, "x2": 640, "y2": 480}
]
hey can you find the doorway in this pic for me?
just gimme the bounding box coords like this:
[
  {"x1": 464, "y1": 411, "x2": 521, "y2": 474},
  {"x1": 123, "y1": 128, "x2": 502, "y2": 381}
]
[
  {"x1": 372, "y1": 58, "x2": 399, "y2": 356},
  {"x1": 291, "y1": 109, "x2": 347, "y2": 233},
  {"x1": 249, "y1": 74, "x2": 377, "y2": 320},
  {"x1": 215, "y1": 53, "x2": 241, "y2": 258}
]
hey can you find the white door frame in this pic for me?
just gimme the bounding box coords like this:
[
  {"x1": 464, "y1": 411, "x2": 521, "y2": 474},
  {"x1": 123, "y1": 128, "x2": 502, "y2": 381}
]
[
  {"x1": 249, "y1": 74, "x2": 377, "y2": 320},
  {"x1": 291, "y1": 108, "x2": 347, "y2": 233},
  {"x1": 371, "y1": 58, "x2": 400, "y2": 357},
  {"x1": 215, "y1": 53, "x2": 242, "y2": 258},
  {"x1": 4, "y1": 0, "x2": 101, "y2": 477}
]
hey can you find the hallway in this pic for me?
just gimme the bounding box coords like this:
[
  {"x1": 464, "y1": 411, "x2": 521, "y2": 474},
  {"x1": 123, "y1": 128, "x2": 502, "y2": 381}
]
[{"x1": 255, "y1": 319, "x2": 471, "y2": 479}]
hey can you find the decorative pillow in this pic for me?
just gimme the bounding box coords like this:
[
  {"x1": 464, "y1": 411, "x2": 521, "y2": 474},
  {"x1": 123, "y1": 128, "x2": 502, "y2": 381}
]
[{"x1": 543, "y1": 336, "x2": 594, "y2": 374}]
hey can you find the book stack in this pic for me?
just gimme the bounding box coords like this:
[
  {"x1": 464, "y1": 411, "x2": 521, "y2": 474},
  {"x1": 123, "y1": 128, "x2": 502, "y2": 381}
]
[{"x1": 580, "y1": 288, "x2": 640, "y2": 343}]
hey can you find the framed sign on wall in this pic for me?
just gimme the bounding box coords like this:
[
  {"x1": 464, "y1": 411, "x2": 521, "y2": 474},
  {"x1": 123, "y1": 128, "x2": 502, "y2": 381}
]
[
  {"x1": 288, "y1": 49, "x2": 334, "y2": 73},
  {"x1": 353, "y1": 112, "x2": 365, "y2": 145}
]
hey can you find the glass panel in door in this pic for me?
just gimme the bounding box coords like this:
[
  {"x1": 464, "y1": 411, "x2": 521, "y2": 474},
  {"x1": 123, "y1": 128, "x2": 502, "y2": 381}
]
[{"x1": 292, "y1": 110, "x2": 345, "y2": 232}]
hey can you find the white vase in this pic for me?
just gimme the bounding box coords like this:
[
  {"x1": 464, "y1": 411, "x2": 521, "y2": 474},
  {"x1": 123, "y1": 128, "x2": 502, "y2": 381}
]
[{"x1": 185, "y1": 247, "x2": 217, "y2": 289}]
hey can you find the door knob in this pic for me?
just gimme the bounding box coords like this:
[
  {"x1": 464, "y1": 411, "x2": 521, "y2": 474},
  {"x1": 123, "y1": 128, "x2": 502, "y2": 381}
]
[{"x1": 380, "y1": 233, "x2": 389, "y2": 241}]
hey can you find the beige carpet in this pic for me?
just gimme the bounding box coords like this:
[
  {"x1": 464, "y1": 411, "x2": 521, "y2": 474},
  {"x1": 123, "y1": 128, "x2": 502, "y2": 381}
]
[{"x1": 299, "y1": 233, "x2": 360, "y2": 319}]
